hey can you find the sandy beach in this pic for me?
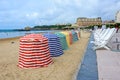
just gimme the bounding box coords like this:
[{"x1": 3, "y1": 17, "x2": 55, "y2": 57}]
[{"x1": 0, "y1": 31, "x2": 90, "y2": 80}]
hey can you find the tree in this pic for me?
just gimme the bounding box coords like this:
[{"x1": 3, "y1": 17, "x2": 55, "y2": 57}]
[{"x1": 24, "y1": 26, "x2": 31, "y2": 31}]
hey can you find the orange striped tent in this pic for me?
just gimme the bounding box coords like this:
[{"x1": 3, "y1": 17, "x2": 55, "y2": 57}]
[
  {"x1": 66, "y1": 31, "x2": 73, "y2": 45},
  {"x1": 18, "y1": 34, "x2": 53, "y2": 68}
]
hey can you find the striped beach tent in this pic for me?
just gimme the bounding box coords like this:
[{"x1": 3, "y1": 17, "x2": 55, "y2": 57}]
[
  {"x1": 61, "y1": 32, "x2": 71, "y2": 47},
  {"x1": 43, "y1": 33, "x2": 63, "y2": 57},
  {"x1": 18, "y1": 34, "x2": 53, "y2": 68},
  {"x1": 75, "y1": 30, "x2": 81, "y2": 39},
  {"x1": 55, "y1": 32, "x2": 68, "y2": 50},
  {"x1": 67, "y1": 31, "x2": 73, "y2": 45},
  {"x1": 71, "y1": 31, "x2": 79, "y2": 42}
]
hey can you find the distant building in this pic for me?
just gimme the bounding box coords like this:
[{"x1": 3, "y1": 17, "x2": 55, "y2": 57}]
[
  {"x1": 115, "y1": 11, "x2": 120, "y2": 23},
  {"x1": 102, "y1": 20, "x2": 115, "y2": 25},
  {"x1": 76, "y1": 17, "x2": 102, "y2": 27}
]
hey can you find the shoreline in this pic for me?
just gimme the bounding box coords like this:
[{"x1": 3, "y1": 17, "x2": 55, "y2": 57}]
[
  {"x1": 0, "y1": 31, "x2": 90, "y2": 80},
  {"x1": 0, "y1": 30, "x2": 61, "y2": 39},
  {"x1": 0, "y1": 36, "x2": 21, "y2": 40}
]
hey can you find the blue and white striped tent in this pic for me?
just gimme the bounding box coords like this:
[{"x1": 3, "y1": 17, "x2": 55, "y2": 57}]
[{"x1": 43, "y1": 33, "x2": 63, "y2": 57}]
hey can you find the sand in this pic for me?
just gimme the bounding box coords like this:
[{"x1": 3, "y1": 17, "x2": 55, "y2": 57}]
[{"x1": 0, "y1": 31, "x2": 90, "y2": 80}]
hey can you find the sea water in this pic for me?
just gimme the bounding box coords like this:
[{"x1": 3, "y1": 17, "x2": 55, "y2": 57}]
[{"x1": 0, "y1": 30, "x2": 58, "y2": 39}]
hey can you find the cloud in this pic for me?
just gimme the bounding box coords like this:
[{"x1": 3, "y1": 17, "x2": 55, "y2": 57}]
[
  {"x1": 0, "y1": 0, "x2": 120, "y2": 29},
  {"x1": 97, "y1": 0, "x2": 120, "y2": 20},
  {"x1": 26, "y1": 12, "x2": 39, "y2": 19}
]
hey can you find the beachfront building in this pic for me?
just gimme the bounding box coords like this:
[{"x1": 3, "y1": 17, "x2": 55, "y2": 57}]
[
  {"x1": 115, "y1": 11, "x2": 120, "y2": 23},
  {"x1": 102, "y1": 20, "x2": 115, "y2": 25},
  {"x1": 76, "y1": 17, "x2": 102, "y2": 27}
]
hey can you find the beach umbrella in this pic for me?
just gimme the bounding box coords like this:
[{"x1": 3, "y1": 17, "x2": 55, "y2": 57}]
[
  {"x1": 55, "y1": 32, "x2": 68, "y2": 50},
  {"x1": 43, "y1": 33, "x2": 63, "y2": 57},
  {"x1": 18, "y1": 34, "x2": 53, "y2": 68}
]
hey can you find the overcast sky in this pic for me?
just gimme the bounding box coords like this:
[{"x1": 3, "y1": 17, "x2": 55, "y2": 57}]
[{"x1": 0, "y1": 0, "x2": 120, "y2": 29}]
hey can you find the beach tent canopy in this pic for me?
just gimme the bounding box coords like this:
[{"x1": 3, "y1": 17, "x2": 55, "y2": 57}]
[
  {"x1": 75, "y1": 30, "x2": 81, "y2": 39},
  {"x1": 18, "y1": 34, "x2": 53, "y2": 68},
  {"x1": 43, "y1": 33, "x2": 63, "y2": 57},
  {"x1": 71, "y1": 31, "x2": 79, "y2": 42},
  {"x1": 61, "y1": 32, "x2": 71, "y2": 47},
  {"x1": 55, "y1": 32, "x2": 68, "y2": 50},
  {"x1": 67, "y1": 31, "x2": 73, "y2": 45}
]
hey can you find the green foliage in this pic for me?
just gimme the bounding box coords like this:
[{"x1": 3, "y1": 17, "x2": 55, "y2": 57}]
[
  {"x1": 83, "y1": 26, "x2": 94, "y2": 29},
  {"x1": 116, "y1": 23, "x2": 120, "y2": 28},
  {"x1": 80, "y1": 25, "x2": 102, "y2": 29},
  {"x1": 33, "y1": 24, "x2": 71, "y2": 30},
  {"x1": 106, "y1": 24, "x2": 115, "y2": 28}
]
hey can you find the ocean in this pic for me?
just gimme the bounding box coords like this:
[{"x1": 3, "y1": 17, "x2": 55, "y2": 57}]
[{"x1": 0, "y1": 29, "x2": 58, "y2": 39}]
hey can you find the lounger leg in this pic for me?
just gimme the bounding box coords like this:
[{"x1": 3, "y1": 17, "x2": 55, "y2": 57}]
[
  {"x1": 103, "y1": 46, "x2": 110, "y2": 50},
  {"x1": 92, "y1": 46, "x2": 99, "y2": 50},
  {"x1": 93, "y1": 45, "x2": 110, "y2": 50}
]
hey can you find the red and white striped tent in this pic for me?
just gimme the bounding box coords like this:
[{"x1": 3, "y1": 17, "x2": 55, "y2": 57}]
[{"x1": 18, "y1": 34, "x2": 53, "y2": 68}]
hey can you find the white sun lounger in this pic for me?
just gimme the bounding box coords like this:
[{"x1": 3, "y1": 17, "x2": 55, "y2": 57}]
[
  {"x1": 91, "y1": 28, "x2": 110, "y2": 43},
  {"x1": 94, "y1": 28, "x2": 110, "y2": 44},
  {"x1": 93, "y1": 28, "x2": 116, "y2": 50}
]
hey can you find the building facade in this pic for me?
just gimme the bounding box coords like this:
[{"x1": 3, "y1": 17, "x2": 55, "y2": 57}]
[
  {"x1": 115, "y1": 11, "x2": 120, "y2": 23},
  {"x1": 102, "y1": 20, "x2": 115, "y2": 25},
  {"x1": 76, "y1": 17, "x2": 102, "y2": 27}
]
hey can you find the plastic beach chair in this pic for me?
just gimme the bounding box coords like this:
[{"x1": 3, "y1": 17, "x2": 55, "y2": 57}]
[
  {"x1": 93, "y1": 28, "x2": 116, "y2": 50},
  {"x1": 93, "y1": 28, "x2": 110, "y2": 44},
  {"x1": 91, "y1": 28, "x2": 110, "y2": 44}
]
